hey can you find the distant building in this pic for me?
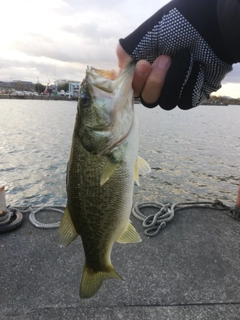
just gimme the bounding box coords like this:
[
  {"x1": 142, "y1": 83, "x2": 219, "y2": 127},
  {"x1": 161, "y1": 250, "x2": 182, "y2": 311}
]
[
  {"x1": 0, "y1": 81, "x2": 14, "y2": 91},
  {"x1": 68, "y1": 82, "x2": 80, "y2": 98},
  {"x1": 0, "y1": 80, "x2": 35, "y2": 92}
]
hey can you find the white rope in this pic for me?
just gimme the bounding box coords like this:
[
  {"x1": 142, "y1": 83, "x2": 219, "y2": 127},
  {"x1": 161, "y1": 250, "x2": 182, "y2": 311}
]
[
  {"x1": 6, "y1": 199, "x2": 237, "y2": 232},
  {"x1": 0, "y1": 210, "x2": 13, "y2": 224},
  {"x1": 132, "y1": 200, "x2": 232, "y2": 237},
  {"x1": 8, "y1": 205, "x2": 65, "y2": 229},
  {"x1": 132, "y1": 202, "x2": 176, "y2": 237},
  {"x1": 28, "y1": 206, "x2": 64, "y2": 229}
]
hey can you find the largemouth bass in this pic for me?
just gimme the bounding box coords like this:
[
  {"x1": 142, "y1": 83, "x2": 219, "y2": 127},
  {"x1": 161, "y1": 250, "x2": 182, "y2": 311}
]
[{"x1": 59, "y1": 63, "x2": 150, "y2": 299}]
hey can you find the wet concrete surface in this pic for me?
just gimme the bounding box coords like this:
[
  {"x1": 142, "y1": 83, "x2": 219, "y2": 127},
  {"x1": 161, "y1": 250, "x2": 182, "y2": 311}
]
[{"x1": 1, "y1": 206, "x2": 240, "y2": 319}]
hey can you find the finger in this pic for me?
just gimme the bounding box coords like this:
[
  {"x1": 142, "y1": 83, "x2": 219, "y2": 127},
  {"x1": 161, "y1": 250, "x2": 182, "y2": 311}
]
[
  {"x1": 159, "y1": 50, "x2": 192, "y2": 110},
  {"x1": 178, "y1": 62, "x2": 203, "y2": 109},
  {"x1": 132, "y1": 60, "x2": 151, "y2": 98},
  {"x1": 141, "y1": 55, "x2": 171, "y2": 105},
  {"x1": 116, "y1": 43, "x2": 133, "y2": 71}
]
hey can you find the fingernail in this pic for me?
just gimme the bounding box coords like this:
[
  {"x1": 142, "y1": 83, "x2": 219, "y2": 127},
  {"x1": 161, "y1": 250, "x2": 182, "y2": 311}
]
[{"x1": 156, "y1": 55, "x2": 171, "y2": 70}]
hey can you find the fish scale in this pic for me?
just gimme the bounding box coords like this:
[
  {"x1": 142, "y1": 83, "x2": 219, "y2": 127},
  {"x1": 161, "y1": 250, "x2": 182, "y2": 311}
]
[{"x1": 59, "y1": 64, "x2": 150, "y2": 299}]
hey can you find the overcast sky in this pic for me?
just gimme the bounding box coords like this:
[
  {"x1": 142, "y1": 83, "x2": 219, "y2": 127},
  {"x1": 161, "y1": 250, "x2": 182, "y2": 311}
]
[{"x1": 1, "y1": 0, "x2": 240, "y2": 97}]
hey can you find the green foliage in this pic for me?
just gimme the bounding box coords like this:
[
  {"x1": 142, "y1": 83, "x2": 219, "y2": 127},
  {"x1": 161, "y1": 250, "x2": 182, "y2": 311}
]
[
  {"x1": 204, "y1": 95, "x2": 240, "y2": 105},
  {"x1": 35, "y1": 83, "x2": 46, "y2": 93},
  {"x1": 17, "y1": 81, "x2": 23, "y2": 90},
  {"x1": 58, "y1": 82, "x2": 69, "y2": 92}
]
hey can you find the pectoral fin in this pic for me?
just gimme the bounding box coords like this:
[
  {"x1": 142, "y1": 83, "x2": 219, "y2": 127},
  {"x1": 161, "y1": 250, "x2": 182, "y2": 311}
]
[
  {"x1": 134, "y1": 156, "x2": 151, "y2": 186},
  {"x1": 58, "y1": 205, "x2": 78, "y2": 247},
  {"x1": 117, "y1": 221, "x2": 141, "y2": 243},
  {"x1": 100, "y1": 160, "x2": 119, "y2": 186}
]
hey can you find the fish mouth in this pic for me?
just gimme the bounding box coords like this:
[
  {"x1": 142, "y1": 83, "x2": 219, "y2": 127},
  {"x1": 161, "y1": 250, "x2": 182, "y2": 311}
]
[
  {"x1": 82, "y1": 64, "x2": 135, "y2": 155},
  {"x1": 87, "y1": 66, "x2": 117, "y2": 81}
]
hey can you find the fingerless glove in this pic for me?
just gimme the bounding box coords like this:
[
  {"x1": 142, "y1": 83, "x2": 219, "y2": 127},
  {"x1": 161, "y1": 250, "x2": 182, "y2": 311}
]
[{"x1": 120, "y1": 0, "x2": 235, "y2": 109}]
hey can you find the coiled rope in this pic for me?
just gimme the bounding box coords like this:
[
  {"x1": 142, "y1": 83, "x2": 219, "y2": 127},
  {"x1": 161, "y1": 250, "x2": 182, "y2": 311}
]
[
  {"x1": 2, "y1": 200, "x2": 239, "y2": 232},
  {"x1": 0, "y1": 210, "x2": 13, "y2": 224},
  {"x1": 6, "y1": 205, "x2": 65, "y2": 229},
  {"x1": 28, "y1": 206, "x2": 64, "y2": 228},
  {"x1": 131, "y1": 200, "x2": 238, "y2": 237}
]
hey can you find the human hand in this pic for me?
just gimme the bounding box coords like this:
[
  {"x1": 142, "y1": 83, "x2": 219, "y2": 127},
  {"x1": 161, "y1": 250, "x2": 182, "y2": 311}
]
[
  {"x1": 116, "y1": 43, "x2": 171, "y2": 104},
  {"x1": 118, "y1": 0, "x2": 233, "y2": 110}
]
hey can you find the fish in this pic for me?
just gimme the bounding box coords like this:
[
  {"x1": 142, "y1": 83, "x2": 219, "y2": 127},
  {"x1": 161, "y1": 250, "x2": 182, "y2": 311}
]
[{"x1": 58, "y1": 63, "x2": 151, "y2": 299}]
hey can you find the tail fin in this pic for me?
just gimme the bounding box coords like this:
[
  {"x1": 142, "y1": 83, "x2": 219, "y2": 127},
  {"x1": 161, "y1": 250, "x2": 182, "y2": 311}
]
[{"x1": 80, "y1": 263, "x2": 123, "y2": 299}]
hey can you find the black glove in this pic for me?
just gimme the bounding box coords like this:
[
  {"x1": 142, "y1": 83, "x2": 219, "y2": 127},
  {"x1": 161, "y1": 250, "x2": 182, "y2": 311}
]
[{"x1": 119, "y1": 0, "x2": 233, "y2": 110}]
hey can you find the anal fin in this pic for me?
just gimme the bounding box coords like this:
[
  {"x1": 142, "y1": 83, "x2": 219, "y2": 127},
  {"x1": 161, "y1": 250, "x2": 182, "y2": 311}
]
[{"x1": 117, "y1": 220, "x2": 141, "y2": 244}]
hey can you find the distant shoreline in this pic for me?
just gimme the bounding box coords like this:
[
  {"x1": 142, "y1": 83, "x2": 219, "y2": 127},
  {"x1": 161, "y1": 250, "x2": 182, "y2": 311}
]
[
  {"x1": 1, "y1": 94, "x2": 239, "y2": 105},
  {"x1": 0, "y1": 94, "x2": 78, "y2": 101}
]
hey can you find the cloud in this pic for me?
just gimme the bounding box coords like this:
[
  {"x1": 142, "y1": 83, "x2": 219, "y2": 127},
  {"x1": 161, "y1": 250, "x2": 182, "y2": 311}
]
[
  {"x1": 223, "y1": 64, "x2": 240, "y2": 84},
  {"x1": 0, "y1": 0, "x2": 239, "y2": 95}
]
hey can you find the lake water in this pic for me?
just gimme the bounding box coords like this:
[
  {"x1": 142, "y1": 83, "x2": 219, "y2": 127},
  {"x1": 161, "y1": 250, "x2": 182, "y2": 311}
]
[{"x1": 0, "y1": 100, "x2": 239, "y2": 207}]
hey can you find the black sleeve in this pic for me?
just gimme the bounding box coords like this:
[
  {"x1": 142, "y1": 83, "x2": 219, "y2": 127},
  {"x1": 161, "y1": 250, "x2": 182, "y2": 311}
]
[{"x1": 218, "y1": 0, "x2": 240, "y2": 63}]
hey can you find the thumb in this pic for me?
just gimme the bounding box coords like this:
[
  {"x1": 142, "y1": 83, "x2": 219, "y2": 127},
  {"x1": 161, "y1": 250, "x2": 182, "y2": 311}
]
[{"x1": 116, "y1": 43, "x2": 133, "y2": 70}]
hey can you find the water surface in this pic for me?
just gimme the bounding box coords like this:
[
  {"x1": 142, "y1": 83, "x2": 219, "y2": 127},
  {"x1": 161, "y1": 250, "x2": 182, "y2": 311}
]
[{"x1": 0, "y1": 100, "x2": 239, "y2": 207}]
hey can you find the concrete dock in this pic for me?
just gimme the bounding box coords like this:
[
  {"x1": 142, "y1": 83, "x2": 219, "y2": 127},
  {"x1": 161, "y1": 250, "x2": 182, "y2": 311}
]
[{"x1": 1, "y1": 206, "x2": 240, "y2": 319}]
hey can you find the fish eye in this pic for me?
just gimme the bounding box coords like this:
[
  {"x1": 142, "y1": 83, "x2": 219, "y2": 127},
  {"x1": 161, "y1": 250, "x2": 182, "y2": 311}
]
[{"x1": 80, "y1": 92, "x2": 90, "y2": 104}]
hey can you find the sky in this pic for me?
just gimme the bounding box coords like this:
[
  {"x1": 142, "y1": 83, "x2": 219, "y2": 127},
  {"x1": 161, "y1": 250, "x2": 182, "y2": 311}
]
[{"x1": 1, "y1": 0, "x2": 240, "y2": 98}]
